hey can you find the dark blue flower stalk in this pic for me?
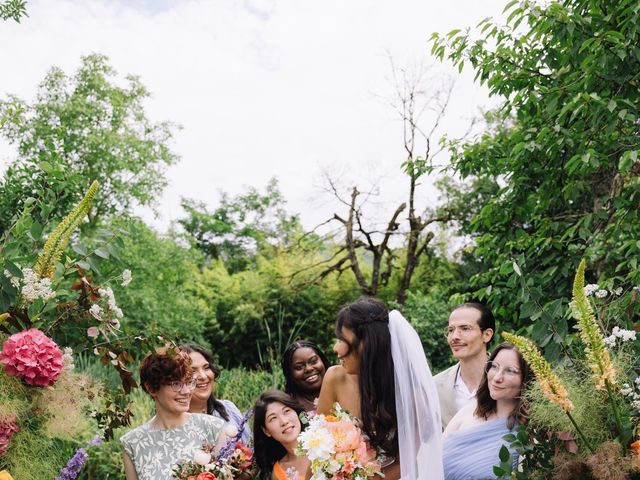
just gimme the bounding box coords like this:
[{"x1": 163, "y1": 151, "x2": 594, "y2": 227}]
[
  {"x1": 56, "y1": 448, "x2": 88, "y2": 480},
  {"x1": 216, "y1": 410, "x2": 253, "y2": 461}
]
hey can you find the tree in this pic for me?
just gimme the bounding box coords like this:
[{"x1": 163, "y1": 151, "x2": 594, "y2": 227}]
[
  {"x1": 179, "y1": 178, "x2": 301, "y2": 272},
  {"x1": 431, "y1": 0, "x2": 640, "y2": 358},
  {"x1": 313, "y1": 63, "x2": 455, "y2": 303},
  {"x1": 0, "y1": 53, "x2": 179, "y2": 232}
]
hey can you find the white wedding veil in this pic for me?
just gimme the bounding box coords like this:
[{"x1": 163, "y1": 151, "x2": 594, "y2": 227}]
[{"x1": 389, "y1": 309, "x2": 444, "y2": 480}]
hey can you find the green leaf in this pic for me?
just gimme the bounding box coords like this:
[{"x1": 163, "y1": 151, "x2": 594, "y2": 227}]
[
  {"x1": 94, "y1": 247, "x2": 110, "y2": 259},
  {"x1": 4, "y1": 260, "x2": 22, "y2": 278},
  {"x1": 499, "y1": 445, "x2": 511, "y2": 463},
  {"x1": 39, "y1": 161, "x2": 54, "y2": 173}
]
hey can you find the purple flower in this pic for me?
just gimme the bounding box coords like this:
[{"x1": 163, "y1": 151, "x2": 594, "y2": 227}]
[
  {"x1": 56, "y1": 448, "x2": 88, "y2": 480},
  {"x1": 216, "y1": 410, "x2": 253, "y2": 461},
  {"x1": 88, "y1": 435, "x2": 103, "y2": 446},
  {"x1": 634, "y1": 286, "x2": 640, "y2": 293}
]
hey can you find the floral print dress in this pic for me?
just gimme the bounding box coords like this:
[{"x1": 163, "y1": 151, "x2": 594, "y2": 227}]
[{"x1": 120, "y1": 413, "x2": 224, "y2": 479}]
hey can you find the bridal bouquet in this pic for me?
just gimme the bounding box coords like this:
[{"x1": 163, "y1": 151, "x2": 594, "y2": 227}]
[
  {"x1": 173, "y1": 417, "x2": 253, "y2": 480},
  {"x1": 296, "y1": 404, "x2": 382, "y2": 480}
]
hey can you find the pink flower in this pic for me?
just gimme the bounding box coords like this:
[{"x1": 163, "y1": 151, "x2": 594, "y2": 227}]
[
  {"x1": 87, "y1": 327, "x2": 100, "y2": 339},
  {"x1": 325, "y1": 420, "x2": 361, "y2": 452},
  {"x1": 0, "y1": 328, "x2": 64, "y2": 387},
  {"x1": 355, "y1": 439, "x2": 378, "y2": 469},
  {"x1": 0, "y1": 418, "x2": 19, "y2": 456},
  {"x1": 196, "y1": 473, "x2": 218, "y2": 480}
]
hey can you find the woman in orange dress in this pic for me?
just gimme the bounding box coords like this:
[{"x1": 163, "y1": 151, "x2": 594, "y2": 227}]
[{"x1": 253, "y1": 391, "x2": 308, "y2": 480}]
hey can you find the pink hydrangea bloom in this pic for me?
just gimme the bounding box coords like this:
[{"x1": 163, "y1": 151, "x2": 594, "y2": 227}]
[
  {"x1": 0, "y1": 418, "x2": 19, "y2": 456},
  {"x1": 0, "y1": 328, "x2": 63, "y2": 387}
]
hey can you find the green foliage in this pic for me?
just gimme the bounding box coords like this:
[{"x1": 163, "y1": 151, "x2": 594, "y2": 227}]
[
  {"x1": 96, "y1": 217, "x2": 209, "y2": 346},
  {"x1": 179, "y1": 178, "x2": 302, "y2": 273},
  {"x1": 494, "y1": 425, "x2": 556, "y2": 480},
  {"x1": 196, "y1": 248, "x2": 359, "y2": 368},
  {"x1": 0, "y1": 53, "x2": 179, "y2": 232},
  {"x1": 431, "y1": 0, "x2": 640, "y2": 354},
  {"x1": 0, "y1": 0, "x2": 27, "y2": 22},
  {"x1": 400, "y1": 289, "x2": 453, "y2": 373},
  {"x1": 527, "y1": 366, "x2": 613, "y2": 448}
]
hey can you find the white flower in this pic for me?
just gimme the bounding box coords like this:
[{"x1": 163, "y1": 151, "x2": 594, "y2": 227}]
[
  {"x1": 610, "y1": 325, "x2": 636, "y2": 343},
  {"x1": 298, "y1": 428, "x2": 335, "y2": 461},
  {"x1": 614, "y1": 287, "x2": 623, "y2": 296},
  {"x1": 89, "y1": 304, "x2": 103, "y2": 320},
  {"x1": 225, "y1": 424, "x2": 239, "y2": 438},
  {"x1": 121, "y1": 269, "x2": 132, "y2": 287},
  {"x1": 20, "y1": 268, "x2": 55, "y2": 302},
  {"x1": 604, "y1": 335, "x2": 616, "y2": 348},
  {"x1": 194, "y1": 450, "x2": 212, "y2": 466},
  {"x1": 63, "y1": 347, "x2": 75, "y2": 371},
  {"x1": 595, "y1": 289, "x2": 608, "y2": 299},
  {"x1": 87, "y1": 326, "x2": 100, "y2": 339},
  {"x1": 583, "y1": 284, "x2": 599, "y2": 296}
]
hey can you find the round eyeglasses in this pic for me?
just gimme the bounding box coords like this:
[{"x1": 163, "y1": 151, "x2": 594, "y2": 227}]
[
  {"x1": 168, "y1": 378, "x2": 197, "y2": 392},
  {"x1": 486, "y1": 361, "x2": 521, "y2": 378}
]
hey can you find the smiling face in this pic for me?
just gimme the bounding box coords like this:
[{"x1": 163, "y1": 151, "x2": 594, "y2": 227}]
[
  {"x1": 152, "y1": 380, "x2": 194, "y2": 416},
  {"x1": 188, "y1": 351, "x2": 215, "y2": 405},
  {"x1": 487, "y1": 348, "x2": 523, "y2": 403},
  {"x1": 447, "y1": 307, "x2": 493, "y2": 361},
  {"x1": 262, "y1": 401, "x2": 302, "y2": 446},
  {"x1": 290, "y1": 347, "x2": 326, "y2": 394},
  {"x1": 333, "y1": 327, "x2": 360, "y2": 374}
]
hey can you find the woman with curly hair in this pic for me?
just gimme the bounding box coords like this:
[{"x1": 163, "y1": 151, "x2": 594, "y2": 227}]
[{"x1": 120, "y1": 347, "x2": 225, "y2": 480}]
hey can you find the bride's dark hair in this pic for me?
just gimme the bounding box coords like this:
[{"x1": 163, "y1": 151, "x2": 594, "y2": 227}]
[{"x1": 336, "y1": 296, "x2": 398, "y2": 458}]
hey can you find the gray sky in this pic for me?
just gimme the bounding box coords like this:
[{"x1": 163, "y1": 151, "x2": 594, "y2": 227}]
[{"x1": 1, "y1": 0, "x2": 507, "y2": 232}]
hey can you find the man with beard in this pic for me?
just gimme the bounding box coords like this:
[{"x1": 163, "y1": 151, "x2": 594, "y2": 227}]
[{"x1": 434, "y1": 302, "x2": 495, "y2": 429}]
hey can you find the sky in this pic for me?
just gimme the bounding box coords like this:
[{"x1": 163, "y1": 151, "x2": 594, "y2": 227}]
[{"x1": 0, "y1": 0, "x2": 508, "y2": 233}]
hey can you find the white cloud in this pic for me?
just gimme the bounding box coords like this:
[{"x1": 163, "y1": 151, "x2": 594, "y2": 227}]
[{"x1": 1, "y1": 0, "x2": 507, "y2": 231}]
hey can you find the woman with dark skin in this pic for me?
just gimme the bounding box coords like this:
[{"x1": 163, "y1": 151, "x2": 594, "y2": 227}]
[{"x1": 281, "y1": 340, "x2": 330, "y2": 412}]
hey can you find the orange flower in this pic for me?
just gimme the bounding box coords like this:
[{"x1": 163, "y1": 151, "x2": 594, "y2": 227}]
[
  {"x1": 325, "y1": 420, "x2": 360, "y2": 452},
  {"x1": 325, "y1": 415, "x2": 339, "y2": 422}
]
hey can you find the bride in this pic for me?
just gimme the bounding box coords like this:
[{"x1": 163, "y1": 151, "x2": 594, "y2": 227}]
[{"x1": 317, "y1": 297, "x2": 443, "y2": 480}]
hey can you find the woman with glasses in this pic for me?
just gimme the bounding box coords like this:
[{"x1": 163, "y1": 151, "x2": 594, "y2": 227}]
[
  {"x1": 120, "y1": 347, "x2": 225, "y2": 480},
  {"x1": 442, "y1": 342, "x2": 533, "y2": 480}
]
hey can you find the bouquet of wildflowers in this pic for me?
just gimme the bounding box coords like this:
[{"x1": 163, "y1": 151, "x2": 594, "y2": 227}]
[
  {"x1": 296, "y1": 404, "x2": 382, "y2": 480},
  {"x1": 173, "y1": 413, "x2": 253, "y2": 480}
]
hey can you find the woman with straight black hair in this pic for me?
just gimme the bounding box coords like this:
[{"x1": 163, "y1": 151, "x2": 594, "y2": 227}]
[
  {"x1": 252, "y1": 390, "x2": 308, "y2": 480},
  {"x1": 281, "y1": 340, "x2": 331, "y2": 412},
  {"x1": 317, "y1": 296, "x2": 443, "y2": 480}
]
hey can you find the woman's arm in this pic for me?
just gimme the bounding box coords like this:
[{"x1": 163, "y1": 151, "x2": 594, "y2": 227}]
[
  {"x1": 380, "y1": 461, "x2": 401, "y2": 480},
  {"x1": 316, "y1": 366, "x2": 341, "y2": 415},
  {"x1": 122, "y1": 450, "x2": 138, "y2": 480}
]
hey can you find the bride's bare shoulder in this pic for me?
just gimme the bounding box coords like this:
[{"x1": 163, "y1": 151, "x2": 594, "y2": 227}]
[{"x1": 324, "y1": 365, "x2": 348, "y2": 383}]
